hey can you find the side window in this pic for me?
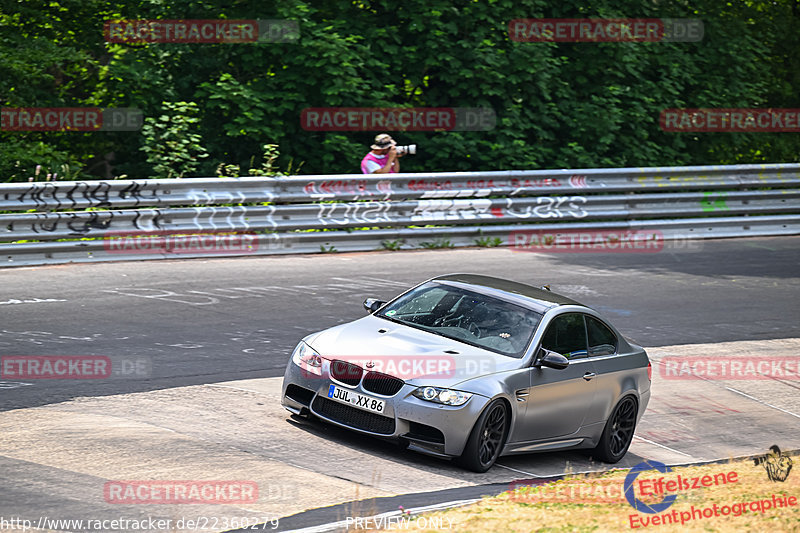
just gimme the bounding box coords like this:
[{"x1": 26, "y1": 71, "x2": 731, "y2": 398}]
[
  {"x1": 586, "y1": 316, "x2": 618, "y2": 356},
  {"x1": 540, "y1": 313, "x2": 587, "y2": 359}
]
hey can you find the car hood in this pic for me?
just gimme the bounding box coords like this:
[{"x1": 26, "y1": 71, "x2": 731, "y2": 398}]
[{"x1": 307, "y1": 315, "x2": 522, "y2": 388}]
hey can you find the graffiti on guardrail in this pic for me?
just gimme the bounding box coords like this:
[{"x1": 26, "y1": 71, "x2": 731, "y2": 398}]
[
  {"x1": 299, "y1": 172, "x2": 785, "y2": 201},
  {"x1": 27, "y1": 211, "x2": 116, "y2": 235},
  {"x1": 4, "y1": 210, "x2": 157, "y2": 239},
  {"x1": 306, "y1": 197, "x2": 594, "y2": 226},
  {"x1": 9, "y1": 180, "x2": 155, "y2": 210},
  {"x1": 302, "y1": 179, "x2": 371, "y2": 197},
  {"x1": 5, "y1": 180, "x2": 270, "y2": 211},
  {"x1": 410, "y1": 199, "x2": 494, "y2": 222},
  {"x1": 410, "y1": 197, "x2": 590, "y2": 221},
  {"x1": 406, "y1": 177, "x2": 569, "y2": 194},
  {"x1": 4, "y1": 205, "x2": 268, "y2": 241},
  {"x1": 507, "y1": 196, "x2": 589, "y2": 219},
  {"x1": 408, "y1": 180, "x2": 454, "y2": 192},
  {"x1": 316, "y1": 201, "x2": 394, "y2": 225},
  {"x1": 14, "y1": 181, "x2": 110, "y2": 209},
  {"x1": 300, "y1": 176, "x2": 574, "y2": 200},
  {"x1": 118, "y1": 181, "x2": 155, "y2": 205},
  {"x1": 1, "y1": 164, "x2": 798, "y2": 266}
]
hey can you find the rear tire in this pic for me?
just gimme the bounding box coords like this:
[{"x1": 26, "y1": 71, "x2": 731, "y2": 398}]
[
  {"x1": 593, "y1": 396, "x2": 638, "y2": 463},
  {"x1": 456, "y1": 399, "x2": 509, "y2": 472}
]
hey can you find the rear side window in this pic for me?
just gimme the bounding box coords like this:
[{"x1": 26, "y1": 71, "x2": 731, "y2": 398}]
[
  {"x1": 540, "y1": 313, "x2": 588, "y2": 359},
  {"x1": 587, "y1": 316, "x2": 618, "y2": 356}
]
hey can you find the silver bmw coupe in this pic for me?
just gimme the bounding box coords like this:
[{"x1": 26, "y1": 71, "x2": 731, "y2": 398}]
[{"x1": 281, "y1": 274, "x2": 651, "y2": 472}]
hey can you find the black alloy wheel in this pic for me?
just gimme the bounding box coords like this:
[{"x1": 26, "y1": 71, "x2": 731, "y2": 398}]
[
  {"x1": 593, "y1": 395, "x2": 638, "y2": 463},
  {"x1": 457, "y1": 399, "x2": 509, "y2": 472}
]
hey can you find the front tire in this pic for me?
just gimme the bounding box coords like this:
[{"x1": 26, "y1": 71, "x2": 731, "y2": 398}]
[
  {"x1": 593, "y1": 395, "x2": 638, "y2": 463},
  {"x1": 456, "y1": 399, "x2": 509, "y2": 472}
]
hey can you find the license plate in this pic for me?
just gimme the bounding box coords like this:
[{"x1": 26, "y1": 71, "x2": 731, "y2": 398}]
[{"x1": 327, "y1": 384, "x2": 385, "y2": 414}]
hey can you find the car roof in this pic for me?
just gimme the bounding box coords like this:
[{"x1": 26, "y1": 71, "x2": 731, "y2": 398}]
[{"x1": 431, "y1": 273, "x2": 583, "y2": 313}]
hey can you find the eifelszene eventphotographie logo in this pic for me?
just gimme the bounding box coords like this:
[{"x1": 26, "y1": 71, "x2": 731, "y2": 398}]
[{"x1": 624, "y1": 460, "x2": 677, "y2": 514}]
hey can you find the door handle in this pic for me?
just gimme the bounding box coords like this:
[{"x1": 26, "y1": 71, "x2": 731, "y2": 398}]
[{"x1": 583, "y1": 372, "x2": 596, "y2": 381}]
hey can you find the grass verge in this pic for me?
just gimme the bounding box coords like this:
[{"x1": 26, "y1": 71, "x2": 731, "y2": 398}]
[{"x1": 362, "y1": 454, "x2": 799, "y2": 532}]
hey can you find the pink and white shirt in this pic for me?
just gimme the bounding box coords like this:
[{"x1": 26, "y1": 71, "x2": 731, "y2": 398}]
[{"x1": 361, "y1": 152, "x2": 397, "y2": 174}]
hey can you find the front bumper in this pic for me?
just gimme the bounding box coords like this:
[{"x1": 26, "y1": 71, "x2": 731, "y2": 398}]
[{"x1": 281, "y1": 358, "x2": 490, "y2": 457}]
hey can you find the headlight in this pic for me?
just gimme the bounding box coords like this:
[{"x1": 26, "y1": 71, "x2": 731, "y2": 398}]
[
  {"x1": 291, "y1": 342, "x2": 322, "y2": 375},
  {"x1": 412, "y1": 386, "x2": 472, "y2": 406}
]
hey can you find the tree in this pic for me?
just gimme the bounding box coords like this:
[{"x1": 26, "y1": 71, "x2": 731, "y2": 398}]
[
  {"x1": 1, "y1": 0, "x2": 798, "y2": 182},
  {"x1": 140, "y1": 101, "x2": 208, "y2": 178}
]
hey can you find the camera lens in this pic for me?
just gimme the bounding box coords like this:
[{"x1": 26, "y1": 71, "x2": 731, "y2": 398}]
[{"x1": 395, "y1": 145, "x2": 416, "y2": 156}]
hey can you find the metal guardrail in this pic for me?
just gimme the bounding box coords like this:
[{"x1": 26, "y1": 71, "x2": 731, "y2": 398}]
[
  {"x1": 3, "y1": 163, "x2": 800, "y2": 211},
  {"x1": 1, "y1": 163, "x2": 799, "y2": 267}
]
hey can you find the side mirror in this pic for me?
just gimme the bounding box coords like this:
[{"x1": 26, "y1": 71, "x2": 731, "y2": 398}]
[
  {"x1": 535, "y1": 348, "x2": 569, "y2": 370},
  {"x1": 363, "y1": 298, "x2": 386, "y2": 314}
]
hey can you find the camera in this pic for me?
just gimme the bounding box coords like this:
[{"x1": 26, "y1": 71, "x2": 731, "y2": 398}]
[{"x1": 395, "y1": 144, "x2": 417, "y2": 156}]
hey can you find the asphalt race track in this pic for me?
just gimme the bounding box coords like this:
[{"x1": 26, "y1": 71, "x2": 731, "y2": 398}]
[{"x1": 1, "y1": 236, "x2": 799, "y2": 532}]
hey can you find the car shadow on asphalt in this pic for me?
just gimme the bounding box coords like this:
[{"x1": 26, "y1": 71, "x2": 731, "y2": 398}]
[{"x1": 284, "y1": 413, "x2": 644, "y2": 484}]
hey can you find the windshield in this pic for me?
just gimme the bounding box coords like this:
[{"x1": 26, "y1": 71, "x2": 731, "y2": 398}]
[{"x1": 377, "y1": 282, "x2": 542, "y2": 358}]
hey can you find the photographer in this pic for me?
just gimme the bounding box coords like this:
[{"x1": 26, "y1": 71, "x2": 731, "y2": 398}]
[{"x1": 360, "y1": 133, "x2": 405, "y2": 174}]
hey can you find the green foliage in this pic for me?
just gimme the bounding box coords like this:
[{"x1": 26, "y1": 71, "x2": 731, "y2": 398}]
[
  {"x1": 475, "y1": 236, "x2": 504, "y2": 247},
  {"x1": 1, "y1": 0, "x2": 799, "y2": 182},
  {"x1": 0, "y1": 137, "x2": 86, "y2": 182},
  {"x1": 140, "y1": 101, "x2": 208, "y2": 178},
  {"x1": 420, "y1": 238, "x2": 454, "y2": 249},
  {"x1": 381, "y1": 239, "x2": 405, "y2": 250},
  {"x1": 215, "y1": 144, "x2": 296, "y2": 177},
  {"x1": 215, "y1": 163, "x2": 242, "y2": 178}
]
